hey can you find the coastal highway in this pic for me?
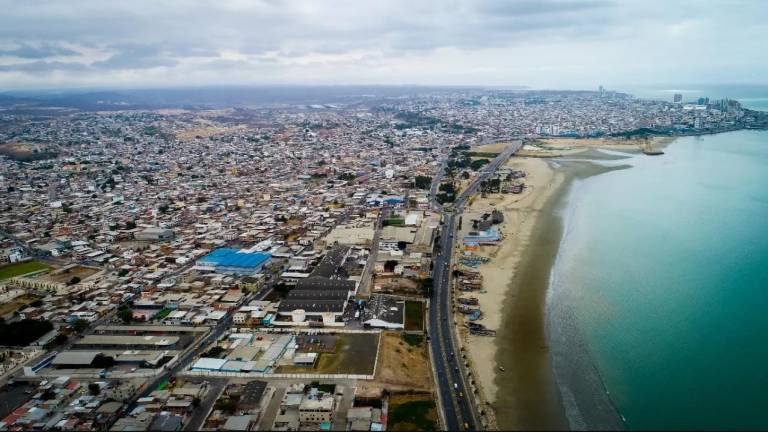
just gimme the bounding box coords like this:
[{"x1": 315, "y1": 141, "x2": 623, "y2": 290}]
[{"x1": 429, "y1": 140, "x2": 520, "y2": 430}]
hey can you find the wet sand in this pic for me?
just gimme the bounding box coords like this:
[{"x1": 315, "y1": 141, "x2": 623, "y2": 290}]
[
  {"x1": 457, "y1": 157, "x2": 563, "y2": 418},
  {"x1": 460, "y1": 155, "x2": 629, "y2": 430}
]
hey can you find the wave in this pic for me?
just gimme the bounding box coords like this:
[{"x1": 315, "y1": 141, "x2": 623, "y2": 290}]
[{"x1": 546, "y1": 178, "x2": 626, "y2": 431}]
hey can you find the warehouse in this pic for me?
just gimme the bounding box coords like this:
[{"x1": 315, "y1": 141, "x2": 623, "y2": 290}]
[{"x1": 195, "y1": 248, "x2": 272, "y2": 276}]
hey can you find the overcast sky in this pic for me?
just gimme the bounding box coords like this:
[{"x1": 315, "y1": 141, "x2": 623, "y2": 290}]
[{"x1": 0, "y1": 0, "x2": 765, "y2": 91}]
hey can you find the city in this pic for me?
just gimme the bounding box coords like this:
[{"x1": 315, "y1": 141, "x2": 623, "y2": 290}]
[{"x1": 0, "y1": 87, "x2": 766, "y2": 431}]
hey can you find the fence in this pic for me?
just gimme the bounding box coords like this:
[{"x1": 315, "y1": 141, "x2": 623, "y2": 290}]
[{"x1": 182, "y1": 370, "x2": 375, "y2": 380}]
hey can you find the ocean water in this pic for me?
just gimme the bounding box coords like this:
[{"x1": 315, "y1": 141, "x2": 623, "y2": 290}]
[{"x1": 550, "y1": 130, "x2": 768, "y2": 430}]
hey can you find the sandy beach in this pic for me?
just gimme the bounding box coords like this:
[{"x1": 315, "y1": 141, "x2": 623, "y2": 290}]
[
  {"x1": 455, "y1": 157, "x2": 566, "y2": 425},
  {"x1": 456, "y1": 153, "x2": 631, "y2": 430},
  {"x1": 517, "y1": 136, "x2": 674, "y2": 157}
]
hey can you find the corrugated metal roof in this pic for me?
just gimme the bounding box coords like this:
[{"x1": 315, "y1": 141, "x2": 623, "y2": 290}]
[
  {"x1": 51, "y1": 351, "x2": 100, "y2": 365},
  {"x1": 197, "y1": 248, "x2": 271, "y2": 268}
]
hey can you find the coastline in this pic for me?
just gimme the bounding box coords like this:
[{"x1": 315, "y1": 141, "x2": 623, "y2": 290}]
[{"x1": 458, "y1": 151, "x2": 633, "y2": 430}]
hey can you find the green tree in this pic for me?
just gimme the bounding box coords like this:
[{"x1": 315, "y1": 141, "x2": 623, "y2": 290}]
[
  {"x1": 470, "y1": 158, "x2": 490, "y2": 171},
  {"x1": 414, "y1": 175, "x2": 432, "y2": 190},
  {"x1": 117, "y1": 307, "x2": 133, "y2": 324},
  {"x1": 73, "y1": 319, "x2": 89, "y2": 333}
]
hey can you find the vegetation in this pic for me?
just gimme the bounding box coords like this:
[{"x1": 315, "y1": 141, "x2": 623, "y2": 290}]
[
  {"x1": 404, "y1": 301, "x2": 424, "y2": 331},
  {"x1": 466, "y1": 151, "x2": 500, "y2": 158},
  {"x1": 402, "y1": 333, "x2": 424, "y2": 347},
  {"x1": 72, "y1": 319, "x2": 90, "y2": 333},
  {"x1": 214, "y1": 397, "x2": 237, "y2": 414},
  {"x1": 310, "y1": 381, "x2": 336, "y2": 394},
  {"x1": 117, "y1": 306, "x2": 133, "y2": 324},
  {"x1": 418, "y1": 278, "x2": 434, "y2": 297},
  {"x1": 610, "y1": 127, "x2": 668, "y2": 138},
  {"x1": 383, "y1": 217, "x2": 405, "y2": 227},
  {"x1": 155, "y1": 308, "x2": 172, "y2": 319},
  {"x1": 436, "y1": 182, "x2": 456, "y2": 204},
  {"x1": 0, "y1": 319, "x2": 54, "y2": 346},
  {"x1": 414, "y1": 175, "x2": 432, "y2": 190},
  {"x1": 469, "y1": 158, "x2": 490, "y2": 171},
  {"x1": 0, "y1": 260, "x2": 49, "y2": 280},
  {"x1": 389, "y1": 399, "x2": 437, "y2": 431}
]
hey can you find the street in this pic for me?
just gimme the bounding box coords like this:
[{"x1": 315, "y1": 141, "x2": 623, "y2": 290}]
[{"x1": 428, "y1": 140, "x2": 520, "y2": 430}]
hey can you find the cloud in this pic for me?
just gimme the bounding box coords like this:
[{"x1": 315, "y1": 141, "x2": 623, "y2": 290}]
[
  {"x1": 0, "y1": 60, "x2": 86, "y2": 72},
  {"x1": 0, "y1": 0, "x2": 764, "y2": 89},
  {"x1": 92, "y1": 45, "x2": 178, "y2": 69},
  {"x1": 0, "y1": 42, "x2": 79, "y2": 59}
]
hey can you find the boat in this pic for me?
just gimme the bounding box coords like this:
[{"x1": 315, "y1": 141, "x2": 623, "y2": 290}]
[{"x1": 498, "y1": 366, "x2": 505, "y2": 372}]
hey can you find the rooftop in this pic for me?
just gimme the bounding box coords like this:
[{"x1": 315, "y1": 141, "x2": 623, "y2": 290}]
[{"x1": 198, "y1": 248, "x2": 271, "y2": 268}]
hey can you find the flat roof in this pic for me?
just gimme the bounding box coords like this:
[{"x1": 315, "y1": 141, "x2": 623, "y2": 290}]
[
  {"x1": 75, "y1": 335, "x2": 179, "y2": 346},
  {"x1": 96, "y1": 324, "x2": 209, "y2": 333},
  {"x1": 192, "y1": 357, "x2": 227, "y2": 371},
  {"x1": 278, "y1": 299, "x2": 346, "y2": 313},
  {"x1": 51, "y1": 351, "x2": 100, "y2": 366}
]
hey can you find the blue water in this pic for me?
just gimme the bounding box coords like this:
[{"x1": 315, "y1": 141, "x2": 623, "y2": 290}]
[{"x1": 551, "y1": 130, "x2": 768, "y2": 430}]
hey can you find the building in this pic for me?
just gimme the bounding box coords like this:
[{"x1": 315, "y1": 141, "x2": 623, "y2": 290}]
[
  {"x1": 276, "y1": 245, "x2": 356, "y2": 326},
  {"x1": 195, "y1": 248, "x2": 272, "y2": 276},
  {"x1": 462, "y1": 227, "x2": 501, "y2": 246},
  {"x1": 134, "y1": 227, "x2": 175, "y2": 242},
  {"x1": 299, "y1": 390, "x2": 335, "y2": 425},
  {"x1": 674, "y1": 93, "x2": 683, "y2": 103}
]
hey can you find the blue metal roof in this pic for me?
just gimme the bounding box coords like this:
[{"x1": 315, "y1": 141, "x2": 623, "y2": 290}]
[{"x1": 198, "y1": 248, "x2": 271, "y2": 268}]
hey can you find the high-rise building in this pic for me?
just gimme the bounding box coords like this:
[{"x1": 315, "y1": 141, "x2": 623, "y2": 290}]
[
  {"x1": 673, "y1": 93, "x2": 683, "y2": 103},
  {"x1": 697, "y1": 97, "x2": 710, "y2": 105}
]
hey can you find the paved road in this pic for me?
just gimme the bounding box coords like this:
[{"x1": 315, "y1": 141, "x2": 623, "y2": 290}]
[
  {"x1": 184, "y1": 378, "x2": 227, "y2": 430},
  {"x1": 114, "y1": 312, "x2": 234, "y2": 428},
  {"x1": 428, "y1": 141, "x2": 520, "y2": 430},
  {"x1": 356, "y1": 210, "x2": 384, "y2": 298},
  {"x1": 257, "y1": 386, "x2": 286, "y2": 430}
]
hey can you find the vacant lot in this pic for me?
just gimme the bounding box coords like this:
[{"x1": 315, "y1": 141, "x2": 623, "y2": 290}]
[
  {"x1": 277, "y1": 333, "x2": 379, "y2": 375},
  {"x1": 315, "y1": 333, "x2": 379, "y2": 374},
  {"x1": 0, "y1": 293, "x2": 41, "y2": 317},
  {"x1": 471, "y1": 142, "x2": 511, "y2": 154},
  {"x1": 44, "y1": 265, "x2": 99, "y2": 283},
  {"x1": 373, "y1": 332, "x2": 431, "y2": 390},
  {"x1": 0, "y1": 142, "x2": 57, "y2": 161},
  {"x1": 388, "y1": 393, "x2": 438, "y2": 431},
  {"x1": 404, "y1": 301, "x2": 424, "y2": 331},
  {"x1": 0, "y1": 261, "x2": 50, "y2": 280}
]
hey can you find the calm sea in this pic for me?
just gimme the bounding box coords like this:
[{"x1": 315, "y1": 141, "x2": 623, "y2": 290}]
[{"x1": 550, "y1": 130, "x2": 768, "y2": 429}]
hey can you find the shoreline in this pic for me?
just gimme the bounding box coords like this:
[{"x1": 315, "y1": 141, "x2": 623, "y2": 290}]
[{"x1": 458, "y1": 151, "x2": 633, "y2": 430}]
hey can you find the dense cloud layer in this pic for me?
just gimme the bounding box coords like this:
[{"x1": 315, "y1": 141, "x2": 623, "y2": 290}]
[{"x1": 0, "y1": 0, "x2": 765, "y2": 89}]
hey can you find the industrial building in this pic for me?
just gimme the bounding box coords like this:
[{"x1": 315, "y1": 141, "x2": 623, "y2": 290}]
[
  {"x1": 195, "y1": 248, "x2": 272, "y2": 276},
  {"x1": 134, "y1": 227, "x2": 175, "y2": 242}
]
